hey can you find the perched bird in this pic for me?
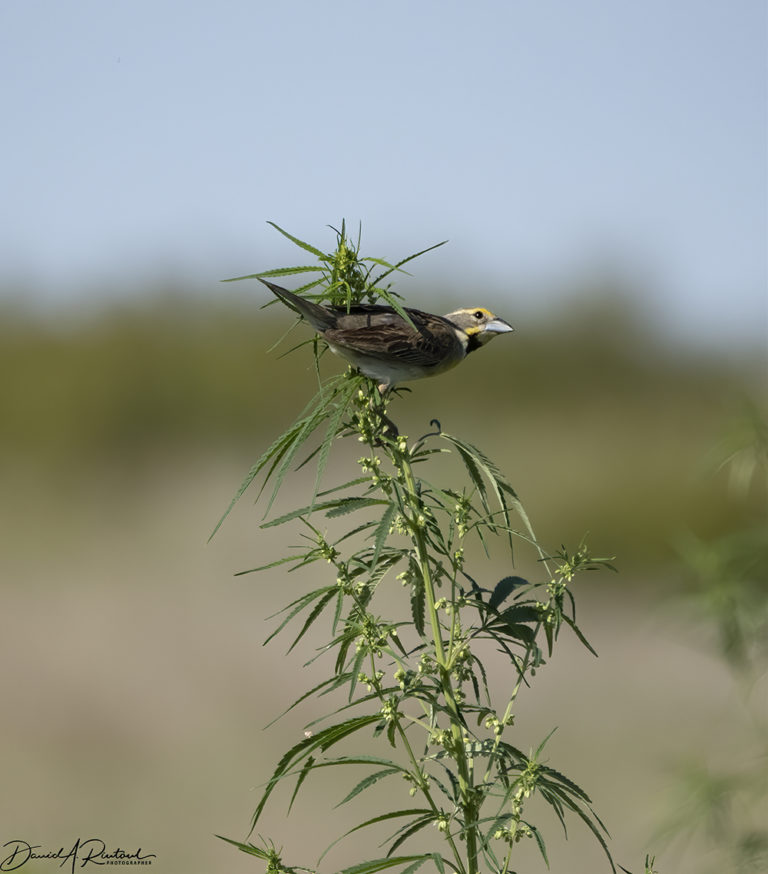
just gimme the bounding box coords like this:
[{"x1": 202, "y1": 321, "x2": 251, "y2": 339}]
[{"x1": 259, "y1": 278, "x2": 514, "y2": 392}]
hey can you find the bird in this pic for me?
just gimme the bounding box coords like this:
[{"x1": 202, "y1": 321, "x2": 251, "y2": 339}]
[{"x1": 259, "y1": 278, "x2": 514, "y2": 393}]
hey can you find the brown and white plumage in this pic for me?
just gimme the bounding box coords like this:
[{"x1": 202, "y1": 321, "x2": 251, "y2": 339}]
[{"x1": 259, "y1": 278, "x2": 514, "y2": 391}]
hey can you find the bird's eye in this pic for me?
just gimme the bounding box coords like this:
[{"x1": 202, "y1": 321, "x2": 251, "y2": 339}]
[{"x1": 473, "y1": 310, "x2": 484, "y2": 320}]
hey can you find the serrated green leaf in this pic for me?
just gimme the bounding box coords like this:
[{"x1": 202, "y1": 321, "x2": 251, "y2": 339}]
[
  {"x1": 318, "y1": 808, "x2": 430, "y2": 866},
  {"x1": 563, "y1": 615, "x2": 599, "y2": 657},
  {"x1": 533, "y1": 726, "x2": 559, "y2": 759},
  {"x1": 540, "y1": 764, "x2": 594, "y2": 803},
  {"x1": 287, "y1": 589, "x2": 337, "y2": 652},
  {"x1": 313, "y1": 378, "x2": 360, "y2": 504},
  {"x1": 316, "y1": 475, "x2": 372, "y2": 498},
  {"x1": 369, "y1": 240, "x2": 448, "y2": 289},
  {"x1": 215, "y1": 836, "x2": 269, "y2": 858},
  {"x1": 529, "y1": 822, "x2": 549, "y2": 867},
  {"x1": 261, "y1": 496, "x2": 384, "y2": 528},
  {"x1": 221, "y1": 265, "x2": 323, "y2": 282},
  {"x1": 398, "y1": 858, "x2": 431, "y2": 874},
  {"x1": 338, "y1": 856, "x2": 431, "y2": 874},
  {"x1": 210, "y1": 375, "x2": 352, "y2": 539},
  {"x1": 234, "y1": 553, "x2": 307, "y2": 576},
  {"x1": 488, "y1": 576, "x2": 528, "y2": 612},
  {"x1": 267, "y1": 220, "x2": 328, "y2": 259},
  {"x1": 346, "y1": 645, "x2": 367, "y2": 699},
  {"x1": 542, "y1": 786, "x2": 615, "y2": 872},
  {"x1": 325, "y1": 497, "x2": 391, "y2": 518},
  {"x1": 386, "y1": 814, "x2": 435, "y2": 856},
  {"x1": 263, "y1": 586, "x2": 335, "y2": 646},
  {"x1": 371, "y1": 502, "x2": 397, "y2": 570},
  {"x1": 312, "y1": 754, "x2": 408, "y2": 769},
  {"x1": 410, "y1": 575, "x2": 425, "y2": 637},
  {"x1": 250, "y1": 714, "x2": 381, "y2": 831},
  {"x1": 336, "y1": 767, "x2": 402, "y2": 806},
  {"x1": 264, "y1": 409, "x2": 335, "y2": 518},
  {"x1": 263, "y1": 673, "x2": 352, "y2": 729},
  {"x1": 431, "y1": 852, "x2": 446, "y2": 874},
  {"x1": 335, "y1": 518, "x2": 379, "y2": 545},
  {"x1": 288, "y1": 754, "x2": 315, "y2": 813},
  {"x1": 208, "y1": 419, "x2": 304, "y2": 540}
]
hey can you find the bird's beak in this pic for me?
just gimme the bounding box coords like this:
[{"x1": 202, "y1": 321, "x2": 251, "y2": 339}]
[{"x1": 484, "y1": 318, "x2": 514, "y2": 334}]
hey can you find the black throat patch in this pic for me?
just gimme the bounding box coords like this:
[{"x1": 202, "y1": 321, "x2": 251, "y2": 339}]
[{"x1": 465, "y1": 333, "x2": 483, "y2": 354}]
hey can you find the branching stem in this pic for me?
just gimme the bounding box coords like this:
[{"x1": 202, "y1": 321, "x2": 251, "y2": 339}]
[{"x1": 395, "y1": 441, "x2": 480, "y2": 874}]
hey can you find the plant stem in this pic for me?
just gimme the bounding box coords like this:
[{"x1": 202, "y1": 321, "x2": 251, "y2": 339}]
[
  {"x1": 395, "y1": 442, "x2": 480, "y2": 874},
  {"x1": 362, "y1": 641, "x2": 468, "y2": 873}
]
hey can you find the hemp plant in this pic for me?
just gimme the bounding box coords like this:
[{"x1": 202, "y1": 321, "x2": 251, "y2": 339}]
[{"x1": 215, "y1": 223, "x2": 619, "y2": 874}]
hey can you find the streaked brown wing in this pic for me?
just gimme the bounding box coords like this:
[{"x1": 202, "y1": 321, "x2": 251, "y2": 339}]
[{"x1": 325, "y1": 314, "x2": 462, "y2": 368}]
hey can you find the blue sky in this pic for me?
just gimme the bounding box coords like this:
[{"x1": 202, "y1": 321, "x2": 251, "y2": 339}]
[{"x1": 1, "y1": 0, "x2": 765, "y2": 346}]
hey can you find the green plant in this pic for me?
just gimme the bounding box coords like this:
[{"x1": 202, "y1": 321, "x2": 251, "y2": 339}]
[
  {"x1": 657, "y1": 405, "x2": 768, "y2": 873},
  {"x1": 216, "y1": 223, "x2": 627, "y2": 874}
]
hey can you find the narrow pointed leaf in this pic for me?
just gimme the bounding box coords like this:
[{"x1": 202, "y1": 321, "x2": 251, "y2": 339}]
[
  {"x1": 371, "y1": 502, "x2": 397, "y2": 570},
  {"x1": 215, "y1": 836, "x2": 269, "y2": 858},
  {"x1": 326, "y1": 497, "x2": 391, "y2": 518},
  {"x1": 222, "y1": 265, "x2": 323, "y2": 282},
  {"x1": 250, "y1": 714, "x2": 380, "y2": 830},
  {"x1": 318, "y1": 809, "x2": 430, "y2": 866},
  {"x1": 563, "y1": 615, "x2": 599, "y2": 657},
  {"x1": 288, "y1": 754, "x2": 315, "y2": 813},
  {"x1": 287, "y1": 589, "x2": 337, "y2": 652},
  {"x1": 489, "y1": 576, "x2": 528, "y2": 612},
  {"x1": 410, "y1": 576, "x2": 425, "y2": 637},
  {"x1": 387, "y1": 815, "x2": 435, "y2": 856},
  {"x1": 338, "y1": 856, "x2": 431, "y2": 874},
  {"x1": 529, "y1": 823, "x2": 549, "y2": 866},
  {"x1": 263, "y1": 586, "x2": 335, "y2": 646},
  {"x1": 263, "y1": 673, "x2": 352, "y2": 728},
  {"x1": 336, "y1": 767, "x2": 402, "y2": 805},
  {"x1": 369, "y1": 240, "x2": 448, "y2": 288},
  {"x1": 267, "y1": 220, "x2": 328, "y2": 259}
]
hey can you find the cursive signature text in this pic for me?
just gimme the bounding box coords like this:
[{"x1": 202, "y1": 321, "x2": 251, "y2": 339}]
[{"x1": 1, "y1": 839, "x2": 155, "y2": 872}]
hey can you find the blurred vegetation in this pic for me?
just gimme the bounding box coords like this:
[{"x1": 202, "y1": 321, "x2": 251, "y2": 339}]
[
  {"x1": 657, "y1": 406, "x2": 768, "y2": 872},
  {"x1": 1, "y1": 283, "x2": 764, "y2": 575}
]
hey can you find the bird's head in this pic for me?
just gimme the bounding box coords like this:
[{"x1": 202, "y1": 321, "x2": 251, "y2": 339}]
[{"x1": 444, "y1": 307, "x2": 515, "y2": 349}]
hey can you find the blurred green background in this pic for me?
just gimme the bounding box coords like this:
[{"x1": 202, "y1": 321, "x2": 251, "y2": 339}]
[
  {"x1": 2, "y1": 1, "x2": 766, "y2": 872},
  {"x1": 1, "y1": 277, "x2": 765, "y2": 873}
]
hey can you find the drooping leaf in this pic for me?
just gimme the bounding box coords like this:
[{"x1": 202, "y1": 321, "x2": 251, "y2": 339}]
[
  {"x1": 386, "y1": 814, "x2": 436, "y2": 856},
  {"x1": 233, "y1": 553, "x2": 308, "y2": 576},
  {"x1": 210, "y1": 377, "x2": 348, "y2": 539},
  {"x1": 318, "y1": 809, "x2": 431, "y2": 866},
  {"x1": 288, "y1": 754, "x2": 315, "y2": 813},
  {"x1": 338, "y1": 856, "x2": 433, "y2": 874},
  {"x1": 529, "y1": 822, "x2": 549, "y2": 867},
  {"x1": 287, "y1": 589, "x2": 338, "y2": 652},
  {"x1": 325, "y1": 497, "x2": 392, "y2": 518},
  {"x1": 539, "y1": 785, "x2": 616, "y2": 873},
  {"x1": 410, "y1": 574, "x2": 425, "y2": 637},
  {"x1": 250, "y1": 714, "x2": 381, "y2": 831},
  {"x1": 263, "y1": 586, "x2": 336, "y2": 646},
  {"x1": 371, "y1": 502, "x2": 397, "y2": 571},
  {"x1": 336, "y1": 767, "x2": 403, "y2": 806},
  {"x1": 261, "y1": 497, "x2": 387, "y2": 529},
  {"x1": 562, "y1": 615, "x2": 599, "y2": 657},
  {"x1": 313, "y1": 376, "x2": 362, "y2": 502},
  {"x1": 488, "y1": 576, "x2": 529, "y2": 612},
  {"x1": 263, "y1": 672, "x2": 353, "y2": 729}
]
